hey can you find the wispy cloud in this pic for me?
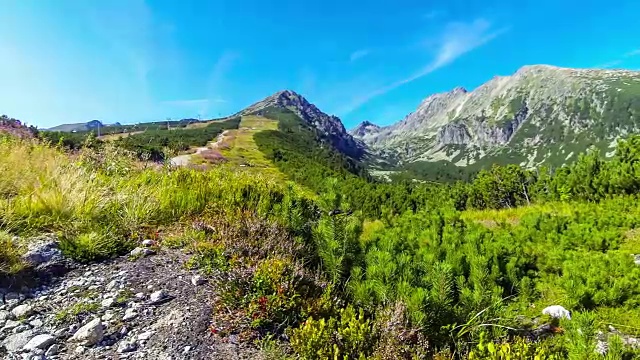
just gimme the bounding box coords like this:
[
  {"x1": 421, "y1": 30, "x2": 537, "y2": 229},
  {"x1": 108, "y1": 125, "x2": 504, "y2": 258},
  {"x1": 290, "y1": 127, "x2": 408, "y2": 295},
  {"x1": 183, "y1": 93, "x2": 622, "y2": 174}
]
[
  {"x1": 627, "y1": 49, "x2": 640, "y2": 57},
  {"x1": 339, "y1": 18, "x2": 506, "y2": 115},
  {"x1": 349, "y1": 49, "x2": 371, "y2": 62},
  {"x1": 422, "y1": 10, "x2": 444, "y2": 20},
  {"x1": 595, "y1": 48, "x2": 640, "y2": 69},
  {"x1": 598, "y1": 60, "x2": 623, "y2": 69}
]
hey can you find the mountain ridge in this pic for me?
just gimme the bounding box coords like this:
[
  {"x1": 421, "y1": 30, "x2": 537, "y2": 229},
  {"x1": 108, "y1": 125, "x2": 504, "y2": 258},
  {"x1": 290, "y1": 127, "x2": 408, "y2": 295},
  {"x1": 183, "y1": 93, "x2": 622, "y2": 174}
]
[
  {"x1": 351, "y1": 64, "x2": 640, "y2": 170},
  {"x1": 237, "y1": 89, "x2": 366, "y2": 160}
]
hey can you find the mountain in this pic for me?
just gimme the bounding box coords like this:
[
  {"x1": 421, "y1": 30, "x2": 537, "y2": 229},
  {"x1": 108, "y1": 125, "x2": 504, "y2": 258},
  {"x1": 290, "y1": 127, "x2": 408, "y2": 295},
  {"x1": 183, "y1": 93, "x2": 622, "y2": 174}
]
[
  {"x1": 350, "y1": 120, "x2": 381, "y2": 139},
  {"x1": 351, "y1": 65, "x2": 640, "y2": 170},
  {"x1": 48, "y1": 120, "x2": 104, "y2": 132},
  {"x1": 238, "y1": 90, "x2": 366, "y2": 160}
]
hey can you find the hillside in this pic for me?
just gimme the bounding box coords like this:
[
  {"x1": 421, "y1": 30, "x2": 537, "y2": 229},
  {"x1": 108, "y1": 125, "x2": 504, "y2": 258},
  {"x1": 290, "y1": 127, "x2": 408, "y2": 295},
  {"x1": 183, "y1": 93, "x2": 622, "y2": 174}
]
[
  {"x1": 5, "y1": 69, "x2": 640, "y2": 359},
  {"x1": 352, "y1": 65, "x2": 640, "y2": 175},
  {"x1": 238, "y1": 90, "x2": 367, "y2": 160}
]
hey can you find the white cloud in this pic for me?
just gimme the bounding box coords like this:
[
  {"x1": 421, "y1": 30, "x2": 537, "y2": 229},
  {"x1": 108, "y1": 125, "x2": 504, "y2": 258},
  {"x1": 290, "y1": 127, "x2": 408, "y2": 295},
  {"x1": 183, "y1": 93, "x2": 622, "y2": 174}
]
[
  {"x1": 349, "y1": 49, "x2": 371, "y2": 62},
  {"x1": 339, "y1": 18, "x2": 506, "y2": 115},
  {"x1": 422, "y1": 10, "x2": 444, "y2": 20}
]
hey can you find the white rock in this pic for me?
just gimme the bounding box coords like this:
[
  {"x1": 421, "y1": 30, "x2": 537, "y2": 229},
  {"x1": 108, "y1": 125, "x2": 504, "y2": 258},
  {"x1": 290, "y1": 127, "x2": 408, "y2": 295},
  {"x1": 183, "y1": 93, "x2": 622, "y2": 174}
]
[
  {"x1": 69, "y1": 318, "x2": 104, "y2": 346},
  {"x1": 142, "y1": 239, "x2": 155, "y2": 247},
  {"x1": 101, "y1": 312, "x2": 115, "y2": 321},
  {"x1": 137, "y1": 331, "x2": 153, "y2": 341},
  {"x1": 11, "y1": 304, "x2": 34, "y2": 318},
  {"x1": 542, "y1": 305, "x2": 571, "y2": 320},
  {"x1": 2, "y1": 319, "x2": 21, "y2": 331},
  {"x1": 75, "y1": 345, "x2": 85, "y2": 354},
  {"x1": 130, "y1": 247, "x2": 155, "y2": 257},
  {"x1": 191, "y1": 275, "x2": 206, "y2": 286},
  {"x1": 45, "y1": 343, "x2": 61, "y2": 356},
  {"x1": 117, "y1": 339, "x2": 138, "y2": 353},
  {"x1": 183, "y1": 345, "x2": 191, "y2": 354},
  {"x1": 29, "y1": 319, "x2": 43, "y2": 328},
  {"x1": 23, "y1": 334, "x2": 55, "y2": 351},
  {"x1": 101, "y1": 298, "x2": 115, "y2": 308},
  {"x1": 0, "y1": 310, "x2": 12, "y2": 320},
  {"x1": 106, "y1": 280, "x2": 118, "y2": 291},
  {"x1": 122, "y1": 308, "x2": 137, "y2": 321},
  {"x1": 135, "y1": 292, "x2": 145, "y2": 300},
  {"x1": 2, "y1": 330, "x2": 34, "y2": 352},
  {"x1": 149, "y1": 290, "x2": 168, "y2": 303}
]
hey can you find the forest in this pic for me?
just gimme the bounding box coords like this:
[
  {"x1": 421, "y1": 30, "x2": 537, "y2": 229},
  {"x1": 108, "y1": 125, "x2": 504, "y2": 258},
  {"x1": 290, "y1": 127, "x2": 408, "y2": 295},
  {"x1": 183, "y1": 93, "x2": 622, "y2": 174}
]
[{"x1": 2, "y1": 109, "x2": 640, "y2": 359}]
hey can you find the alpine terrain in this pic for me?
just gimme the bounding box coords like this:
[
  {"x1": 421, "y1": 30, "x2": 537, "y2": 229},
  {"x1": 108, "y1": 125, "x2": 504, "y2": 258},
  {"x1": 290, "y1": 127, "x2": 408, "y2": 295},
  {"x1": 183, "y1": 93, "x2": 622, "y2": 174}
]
[{"x1": 351, "y1": 65, "x2": 640, "y2": 173}]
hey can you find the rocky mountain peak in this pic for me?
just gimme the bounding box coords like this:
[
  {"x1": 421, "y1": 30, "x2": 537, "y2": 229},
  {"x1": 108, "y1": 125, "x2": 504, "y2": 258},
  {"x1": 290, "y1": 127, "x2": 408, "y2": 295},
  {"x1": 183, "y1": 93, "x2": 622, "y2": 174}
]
[
  {"x1": 358, "y1": 65, "x2": 640, "y2": 168},
  {"x1": 350, "y1": 121, "x2": 381, "y2": 139},
  {"x1": 238, "y1": 90, "x2": 366, "y2": 159}
]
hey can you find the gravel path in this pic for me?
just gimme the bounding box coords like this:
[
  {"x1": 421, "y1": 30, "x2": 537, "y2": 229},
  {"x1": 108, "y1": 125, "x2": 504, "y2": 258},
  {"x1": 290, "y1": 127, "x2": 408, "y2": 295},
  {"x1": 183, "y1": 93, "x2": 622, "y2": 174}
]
[
  {"x1": 169, "y1": 131, "x2": 230, "y2": 167},
  {"x1": 0, "y1": 239, "x2": 263, "y2": 359}
]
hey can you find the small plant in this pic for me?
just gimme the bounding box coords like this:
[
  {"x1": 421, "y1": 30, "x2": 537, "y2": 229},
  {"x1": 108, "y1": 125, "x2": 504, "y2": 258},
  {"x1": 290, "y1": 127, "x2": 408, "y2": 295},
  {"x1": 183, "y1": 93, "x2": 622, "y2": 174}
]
[
  {"x1": 289, "y1": 305, "x2": 375, "y2": 360},
  {"x1": 54, "y1": 301, "x2": 100, "y2": 324}
]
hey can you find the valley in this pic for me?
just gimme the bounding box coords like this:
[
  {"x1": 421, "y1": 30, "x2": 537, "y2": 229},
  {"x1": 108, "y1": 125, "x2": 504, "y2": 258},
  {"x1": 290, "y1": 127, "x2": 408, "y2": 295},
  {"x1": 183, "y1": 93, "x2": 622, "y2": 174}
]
[{"x1": 2, "y1": 65, "x2": 640, "y2": 359}]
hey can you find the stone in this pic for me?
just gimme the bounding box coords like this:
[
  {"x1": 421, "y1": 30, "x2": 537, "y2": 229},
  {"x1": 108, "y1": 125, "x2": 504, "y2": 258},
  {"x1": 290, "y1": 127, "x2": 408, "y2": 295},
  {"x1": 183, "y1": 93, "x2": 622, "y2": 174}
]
[
  {"x1": 137, "y1": 331, "x2": 153, "y2": 341},
  {"x1": 23, "y1": 334, "x2": 55, "y2": 351},
  {"x1": 634, "y1": 254, "x2": 640, "y2": 266},
  {"x1": 130, "y1": 247, "x2": 155, "y2": 257},
  {"x1": 542, "y1": 305, "x2": 571, "y2": 320},
  {"x1": 596, "y1": 339, "x2": 608, "y2": 355},
  {"x1": 122, "y1": 308, "x2": 137, "y2": 321},
  {"x1": 11, "y1": 304, "x2": 34, "y2": 319},
  {"x1": 149, "y1": 290, "x2": 168, "y2": 303},
  {"x1": 183, "y1": 345, "x2": 192, "y2": 354},
  {"x1": 191, "y1": 275, "x2": 206, "y2": 286},
  {"x1": 135, "y1": 292, "x2": 145, "y2": 300},
  {"x1": 101, "y1": 312, "x2": 115, "y2": 321},
  {"x1": 13, "y1": 324, "x2": 31, "y2": 333},
  {"x1": 117, "y1": 339, "x2": 138, "y2": 353},
  {"x1": 69, "y1": 318, "x2": 104, "y2": 346},
  {"x1": 0, "y1": 310, "x2": 11, "y2": 321},
  {"x1": 101, "y1": 298, "x2": 115, "y2": 308},
  {"x1": 2, "y1": 330, "x2": 34, "y2": 352},
  {"x1": 142, "y1": 239, "x2": 155, "y2": 247},
  {"x1": 4, "y1": 293, "x2": 24, "y2": 306},
  {"x1": 75, "y1": 345, "x2": 85, "y2": 354},
  {"x1": 106, "y1": 280, "x2": 118, "y2": 291},
  {"x1": 29, "y1": 319, "x2": 43, "y2": 328},
  {"x1": 21, "y1": 238, "x2": 63, "y2": 267},
  {"x1": 45, "y1": 343, "x2": 61, "y2": 356},
  {"x1": 2, "y1": 319, "x2": 20, "y2": 331}
]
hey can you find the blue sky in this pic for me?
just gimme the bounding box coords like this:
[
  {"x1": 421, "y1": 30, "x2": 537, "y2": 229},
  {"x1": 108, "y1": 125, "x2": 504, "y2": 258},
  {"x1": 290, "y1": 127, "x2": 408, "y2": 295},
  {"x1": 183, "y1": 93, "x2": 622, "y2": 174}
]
[{"x1": 1, "y1": 0, "x2": 640, "y2": 129}]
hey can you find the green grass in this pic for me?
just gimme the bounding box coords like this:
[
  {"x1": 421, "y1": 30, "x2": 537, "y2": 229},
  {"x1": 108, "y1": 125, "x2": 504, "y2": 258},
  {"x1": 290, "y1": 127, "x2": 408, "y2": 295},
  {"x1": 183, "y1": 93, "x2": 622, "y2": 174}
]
[{"x1": 54, "y1": 301, "x2": 100, "y2": 323}]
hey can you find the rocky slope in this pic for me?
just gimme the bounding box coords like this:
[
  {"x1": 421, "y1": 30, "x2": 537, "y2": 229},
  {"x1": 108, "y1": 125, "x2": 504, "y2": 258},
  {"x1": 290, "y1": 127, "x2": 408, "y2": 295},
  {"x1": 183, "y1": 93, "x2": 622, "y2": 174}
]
[
  {"x1": 0, "y1": 237, "x2": 262, "y2": 360},
  {"x1": 351, "y1": 65, "x2": 640, "y2": 168},
  {"x1": 238, "y1": 90, "x2": 366, "y2": 159}
]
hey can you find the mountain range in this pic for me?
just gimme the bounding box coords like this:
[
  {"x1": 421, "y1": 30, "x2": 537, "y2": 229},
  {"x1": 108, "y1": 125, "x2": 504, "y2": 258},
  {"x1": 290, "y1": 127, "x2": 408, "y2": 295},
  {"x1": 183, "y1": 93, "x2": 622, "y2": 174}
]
[
  {"x1": 43, "y1": 64, "x2": 640, "y2": 177},
  {"x1": 350, "y1": 65, "x2": 640, "y2": 171}
]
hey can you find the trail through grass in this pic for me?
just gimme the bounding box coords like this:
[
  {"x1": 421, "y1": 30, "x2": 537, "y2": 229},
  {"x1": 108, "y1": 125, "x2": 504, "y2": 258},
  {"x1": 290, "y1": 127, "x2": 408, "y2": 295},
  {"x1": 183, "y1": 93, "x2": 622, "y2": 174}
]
[{"x1": 215, "y1": 115, "x2": 286, "y2": 180}]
